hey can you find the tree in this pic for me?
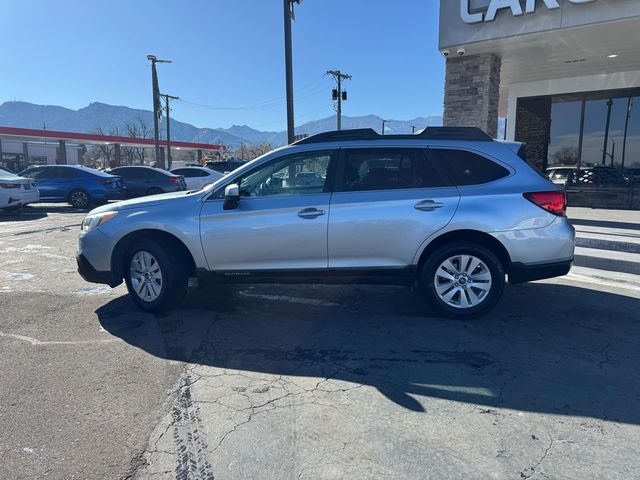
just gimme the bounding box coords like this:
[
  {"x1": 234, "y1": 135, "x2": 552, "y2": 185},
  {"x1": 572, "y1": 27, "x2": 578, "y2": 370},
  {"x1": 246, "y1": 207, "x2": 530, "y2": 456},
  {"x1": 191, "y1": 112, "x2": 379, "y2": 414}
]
[
  {"x1": 122, "y1": 118, "x2": 152, "y2": 165},
  {"x1": 233, "y1": 142, "x2": 274, "y2": 161},
  {"x1": 92, "y1": 126, "x2": 119, "y2": 166},
  {"x1": 551, "y1": 145, "x2": 579, "y2": 165}
]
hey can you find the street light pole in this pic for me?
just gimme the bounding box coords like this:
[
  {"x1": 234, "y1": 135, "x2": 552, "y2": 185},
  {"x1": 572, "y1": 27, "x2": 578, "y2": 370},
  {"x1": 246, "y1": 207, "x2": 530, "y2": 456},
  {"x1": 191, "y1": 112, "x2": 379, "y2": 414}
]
[
  {"x1": 147, "y1": 54, "x2": 172, "y2": 169},
  {"x1": 284, "y1": 0, "x2": 301, "y2": 144},
  {"x1": 382, "y1": 120, "x2": 388, "y2": 135}
]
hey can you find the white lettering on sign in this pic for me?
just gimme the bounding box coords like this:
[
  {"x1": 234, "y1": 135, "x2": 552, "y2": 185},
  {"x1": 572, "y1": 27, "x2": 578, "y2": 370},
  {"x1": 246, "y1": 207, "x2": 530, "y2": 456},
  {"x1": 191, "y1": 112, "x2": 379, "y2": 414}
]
[{"x1": 461, "y1": 0, "x2": 596, "y2": 24}]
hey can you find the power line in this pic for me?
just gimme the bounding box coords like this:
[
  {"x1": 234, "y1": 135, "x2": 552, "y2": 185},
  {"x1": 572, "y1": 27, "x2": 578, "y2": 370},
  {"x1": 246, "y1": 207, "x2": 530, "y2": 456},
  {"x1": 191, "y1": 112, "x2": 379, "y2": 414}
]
[
  {"x1": 243, "y1": 104, "x2": 335, "y2": 130},
  {"x1": 177, "y1": 78, "x2": 331, "y2": 111}
]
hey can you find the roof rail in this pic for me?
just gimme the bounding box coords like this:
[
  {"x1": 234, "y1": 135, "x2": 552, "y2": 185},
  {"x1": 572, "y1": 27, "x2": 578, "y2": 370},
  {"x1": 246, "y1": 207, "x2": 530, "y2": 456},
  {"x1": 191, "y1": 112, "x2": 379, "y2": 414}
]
[{"x1": 293, "y1": 126, "x2": 492, "y2": 145}]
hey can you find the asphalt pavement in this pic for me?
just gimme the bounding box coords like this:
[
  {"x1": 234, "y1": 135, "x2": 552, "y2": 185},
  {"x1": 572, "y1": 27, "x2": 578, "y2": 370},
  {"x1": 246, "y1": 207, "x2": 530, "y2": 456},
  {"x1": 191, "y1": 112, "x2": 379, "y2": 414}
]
[{"x1": 1, "y1": 204, "x2": 639, "y2": 480}]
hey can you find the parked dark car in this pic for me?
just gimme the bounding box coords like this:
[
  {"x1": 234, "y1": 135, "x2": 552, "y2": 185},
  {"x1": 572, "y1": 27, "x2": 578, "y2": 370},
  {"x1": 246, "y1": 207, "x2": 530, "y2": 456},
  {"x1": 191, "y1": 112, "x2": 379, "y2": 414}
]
[
  {"x1": 18, "y1": 165, "x2": 124, "y2": 208},
  {"x1": 108, "y1": 166, "x2": 186, "y2": 198},
  {"x1": 205, "y1": 160, "x2": 246, "y2": 174}
]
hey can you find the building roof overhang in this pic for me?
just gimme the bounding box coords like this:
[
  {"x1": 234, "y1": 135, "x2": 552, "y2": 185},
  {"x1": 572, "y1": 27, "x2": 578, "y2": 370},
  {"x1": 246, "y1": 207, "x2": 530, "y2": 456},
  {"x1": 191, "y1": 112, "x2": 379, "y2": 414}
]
[{"x1": 0, "y1": 126, "x2": 226, "y2": 151}]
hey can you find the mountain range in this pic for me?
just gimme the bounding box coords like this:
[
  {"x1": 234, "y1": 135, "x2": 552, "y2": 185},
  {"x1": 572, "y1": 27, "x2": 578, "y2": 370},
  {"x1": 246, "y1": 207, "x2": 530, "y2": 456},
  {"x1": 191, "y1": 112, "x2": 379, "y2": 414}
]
[{"x1": 0, "y1": 101, "x2": 444, "y2": 148}]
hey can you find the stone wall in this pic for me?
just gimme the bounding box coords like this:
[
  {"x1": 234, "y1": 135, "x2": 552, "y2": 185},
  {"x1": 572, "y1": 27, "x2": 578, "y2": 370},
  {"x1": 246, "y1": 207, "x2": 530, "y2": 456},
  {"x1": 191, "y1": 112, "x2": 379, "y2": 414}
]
[
  {"x1": 515, "y1": 97, "x2": 552, "y2": 171},
  {"x1": 443, "y1": 53, "x2": 501, "y2": 139}
]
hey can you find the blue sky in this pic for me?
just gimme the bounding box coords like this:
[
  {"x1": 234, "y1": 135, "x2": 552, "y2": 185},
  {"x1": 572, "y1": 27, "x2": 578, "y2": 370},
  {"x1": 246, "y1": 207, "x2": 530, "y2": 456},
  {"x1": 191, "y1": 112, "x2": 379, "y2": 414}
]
[{"x1": 0, "y1": 0, "x2": 444, "y2": 130}]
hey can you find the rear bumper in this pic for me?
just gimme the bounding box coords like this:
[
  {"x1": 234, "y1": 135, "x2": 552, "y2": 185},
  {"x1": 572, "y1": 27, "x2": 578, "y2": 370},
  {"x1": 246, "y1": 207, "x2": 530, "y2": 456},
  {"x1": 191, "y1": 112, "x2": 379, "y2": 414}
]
[
  {"x1": 509, "y1": 259, "x2": 573, "y2": 284},
  {"x1": 76, "y1": 253, "x2": 119, "y2": 287},
  {"x1": 4, "y1": 190, "x2": 40, "y2": 207}
]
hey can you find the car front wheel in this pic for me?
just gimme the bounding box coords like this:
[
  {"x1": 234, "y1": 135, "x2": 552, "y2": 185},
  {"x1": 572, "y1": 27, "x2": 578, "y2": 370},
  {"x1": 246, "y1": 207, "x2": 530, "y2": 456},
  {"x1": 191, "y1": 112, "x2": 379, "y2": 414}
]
[
  {"x1": 124, "y1": 238, "x2": 188, "y2": 312},
  {"x1": 420, "y1": 242, "x2": 505, "y2": 319}
]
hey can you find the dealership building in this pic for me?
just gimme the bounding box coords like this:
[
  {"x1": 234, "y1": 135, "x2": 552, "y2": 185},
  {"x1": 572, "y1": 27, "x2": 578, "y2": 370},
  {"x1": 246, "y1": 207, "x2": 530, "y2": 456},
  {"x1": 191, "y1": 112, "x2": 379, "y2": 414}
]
[{"x1": 440, "y1": 0, "x2": 640, "y2": 176}]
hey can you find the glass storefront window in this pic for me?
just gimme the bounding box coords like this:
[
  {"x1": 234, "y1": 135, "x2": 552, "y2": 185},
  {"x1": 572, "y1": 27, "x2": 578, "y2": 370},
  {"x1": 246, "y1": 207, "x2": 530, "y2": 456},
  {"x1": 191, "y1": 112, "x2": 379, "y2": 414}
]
[
  {"x1": 623, "y1": 97, "x2": 640, "y2": 169},
  {"x1": 581, "y1": 97, "x2": 628, "y2": 167},
  {"x1": 517, "y1": 88, "x2": 640, "y2": 172},
  {"x1": 547, "y1": 99, "x2": 581, "y2": 167}
]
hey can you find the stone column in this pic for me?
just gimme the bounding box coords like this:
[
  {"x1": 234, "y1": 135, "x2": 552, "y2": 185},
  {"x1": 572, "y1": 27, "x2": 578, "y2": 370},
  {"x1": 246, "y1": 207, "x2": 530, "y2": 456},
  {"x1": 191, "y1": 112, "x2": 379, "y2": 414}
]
[
  {"x1": 197, "y1": 149, "x2": 203, "y2": 165},
  {"x1": 114, "y1": 143, "x2": 121, "y2": 166},
  {"x1": 443, "y1": 53, "x2": 501, "y2": 139}
]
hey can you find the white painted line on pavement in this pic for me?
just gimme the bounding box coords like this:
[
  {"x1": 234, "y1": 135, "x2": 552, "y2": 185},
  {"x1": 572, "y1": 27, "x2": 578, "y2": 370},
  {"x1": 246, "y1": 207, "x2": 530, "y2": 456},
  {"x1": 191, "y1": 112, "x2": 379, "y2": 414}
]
[
  {"x1": 0, "y1": 332, "x2": 118, "y2": 346},
  {"x1": 564, "y1": 266, "x2": 640, "y2": 293}
]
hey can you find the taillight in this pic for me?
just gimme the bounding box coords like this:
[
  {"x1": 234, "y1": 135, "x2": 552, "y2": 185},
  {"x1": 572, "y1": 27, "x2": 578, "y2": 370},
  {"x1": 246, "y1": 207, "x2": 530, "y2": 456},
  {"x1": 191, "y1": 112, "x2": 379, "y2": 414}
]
[
  {"x1": 168, "y1": 177, "x2": 179, "y2": 184},
  {"x1": 0, "y1": 183, "x2": 20, "y2": 189},
  {"x1": 523, "y1": 191, "x2": 566, "y2": 216}
]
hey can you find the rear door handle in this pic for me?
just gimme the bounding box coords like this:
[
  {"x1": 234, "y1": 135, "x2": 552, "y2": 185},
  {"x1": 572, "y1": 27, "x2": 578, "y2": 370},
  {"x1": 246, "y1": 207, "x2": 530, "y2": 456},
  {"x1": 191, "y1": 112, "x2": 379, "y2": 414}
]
[
  {"x1": 298, "y1": 207, "x2": 326, "y2": 219},
  {"x1": 414, "y1": 200, "x2": 444, "y2": 212}
]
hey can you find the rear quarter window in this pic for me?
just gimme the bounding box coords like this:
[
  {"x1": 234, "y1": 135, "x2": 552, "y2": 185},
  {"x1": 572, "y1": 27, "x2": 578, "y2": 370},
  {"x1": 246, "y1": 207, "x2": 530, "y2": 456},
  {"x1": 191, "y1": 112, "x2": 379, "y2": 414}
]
[{"x1": 429, "y1": 148, "x2": 510, "y2": 186}]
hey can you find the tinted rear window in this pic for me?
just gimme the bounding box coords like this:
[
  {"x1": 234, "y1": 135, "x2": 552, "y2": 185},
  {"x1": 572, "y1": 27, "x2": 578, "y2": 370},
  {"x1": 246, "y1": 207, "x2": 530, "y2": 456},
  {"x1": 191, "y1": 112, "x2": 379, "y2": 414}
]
[
  {"x1": 337, "y1": 148, "x2": 451, "y2": 192},
  {"x1": 429, "y1": 149, "x2": 510, "y2": 186}
]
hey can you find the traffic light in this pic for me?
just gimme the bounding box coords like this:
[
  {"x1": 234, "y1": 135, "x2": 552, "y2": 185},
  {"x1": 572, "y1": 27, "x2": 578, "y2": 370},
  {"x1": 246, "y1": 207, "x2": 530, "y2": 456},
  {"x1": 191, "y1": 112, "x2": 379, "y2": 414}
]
[
  {"x1": 342, "y1": 90, "x2": 347, "y2": 101},
  {"x1": 332, "y1": 89, "x2": 338, "y2": 100}
]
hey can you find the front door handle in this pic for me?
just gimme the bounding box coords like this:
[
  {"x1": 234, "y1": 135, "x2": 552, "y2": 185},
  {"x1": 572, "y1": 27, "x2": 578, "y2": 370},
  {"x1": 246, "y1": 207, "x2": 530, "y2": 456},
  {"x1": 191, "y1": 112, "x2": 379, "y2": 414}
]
[
  {"x1": 414, "y1": 200, "x2": 444, "y2": 212},
  {"x1": 298, "y1": 207, "x2": 326, "y2": 219}
]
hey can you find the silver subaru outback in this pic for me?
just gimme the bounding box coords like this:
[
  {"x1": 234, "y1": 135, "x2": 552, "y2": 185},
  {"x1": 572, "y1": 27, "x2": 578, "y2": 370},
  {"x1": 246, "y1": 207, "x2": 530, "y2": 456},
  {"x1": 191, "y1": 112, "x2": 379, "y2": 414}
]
[{"x1": 77, "y1": 127, "x2": 575, "y2": 318}]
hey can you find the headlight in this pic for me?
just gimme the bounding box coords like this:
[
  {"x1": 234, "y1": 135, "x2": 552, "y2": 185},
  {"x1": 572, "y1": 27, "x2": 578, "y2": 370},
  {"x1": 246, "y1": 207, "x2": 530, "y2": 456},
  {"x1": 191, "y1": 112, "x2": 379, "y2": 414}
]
[{"x1": 81, "y1": 211, "x2": 118, "y2": 232}]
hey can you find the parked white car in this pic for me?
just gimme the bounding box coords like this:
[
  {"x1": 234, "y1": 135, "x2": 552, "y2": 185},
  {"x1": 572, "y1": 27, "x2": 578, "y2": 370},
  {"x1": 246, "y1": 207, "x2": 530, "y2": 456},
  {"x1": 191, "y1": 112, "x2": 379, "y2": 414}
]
[
  {"x1": 170, "y1": 166, "x2": 224, "y2": 190},
  {"x1": 0, "y1": 168, "x2": 40, "y2": 211}
]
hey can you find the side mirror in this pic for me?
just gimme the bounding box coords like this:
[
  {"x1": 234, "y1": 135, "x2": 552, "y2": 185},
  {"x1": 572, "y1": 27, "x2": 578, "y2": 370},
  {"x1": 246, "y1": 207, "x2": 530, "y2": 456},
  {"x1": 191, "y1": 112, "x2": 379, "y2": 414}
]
[{"x1": 223, "y1": 183, "x2": 240, "y2": 210}]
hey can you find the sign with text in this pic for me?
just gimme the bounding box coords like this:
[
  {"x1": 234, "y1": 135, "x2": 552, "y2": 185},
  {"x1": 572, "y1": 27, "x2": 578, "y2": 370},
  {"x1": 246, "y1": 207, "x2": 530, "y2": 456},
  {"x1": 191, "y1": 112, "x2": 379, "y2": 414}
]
[{"x1": 460, "y1": 0, "x2": 596, "y2": 24}]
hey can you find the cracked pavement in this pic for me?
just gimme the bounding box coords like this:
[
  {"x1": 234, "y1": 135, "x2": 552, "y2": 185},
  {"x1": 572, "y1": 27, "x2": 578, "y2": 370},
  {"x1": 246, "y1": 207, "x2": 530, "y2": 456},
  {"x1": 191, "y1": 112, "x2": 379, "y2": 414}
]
[{"x1": 2, "y1": 205, "x2": 640, "y2": 479}]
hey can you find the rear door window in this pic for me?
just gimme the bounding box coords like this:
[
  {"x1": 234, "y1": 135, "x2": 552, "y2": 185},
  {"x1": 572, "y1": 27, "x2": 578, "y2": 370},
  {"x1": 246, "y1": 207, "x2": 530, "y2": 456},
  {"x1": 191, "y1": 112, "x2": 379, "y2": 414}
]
[
  {"x1": 58, "y1": 167, "x2": 82, "y2": 179},
  {"x1": 336, "y1": 148, "x2": 450, "y2": 192},
  {"x1": 428, "y1": 148, "x2": 510, "y2": 186}
]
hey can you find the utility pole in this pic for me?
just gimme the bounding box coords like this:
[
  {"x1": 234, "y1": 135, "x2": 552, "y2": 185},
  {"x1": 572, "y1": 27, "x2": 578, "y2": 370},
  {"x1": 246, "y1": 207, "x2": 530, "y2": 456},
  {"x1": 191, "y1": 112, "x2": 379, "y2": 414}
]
[
  {"x1": 382, "y1": 120, "x2": 388, "y2": 135},
  {"x1": 411, "y1": 125, "x2": 416, "y2": 134},
  {"x1": 161, "y1": 94, "x2": 179, "y2": 170},
  {"x1": 147, "y1": 54, "x2": 172, "y2": 169},
  {"x1": 284, "y1": 0, "x2": 302, "y2": 144},
  {"x1": 326, "y1": 70, "x2": 352, "y2": 130}
]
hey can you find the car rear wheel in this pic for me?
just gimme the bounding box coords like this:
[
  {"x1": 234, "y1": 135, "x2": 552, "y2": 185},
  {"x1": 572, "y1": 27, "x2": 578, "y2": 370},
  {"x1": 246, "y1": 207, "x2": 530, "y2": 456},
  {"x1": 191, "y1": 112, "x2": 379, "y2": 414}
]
[
  {"x1": 69, "y1": 189, "x2": 90, "y2": 209},
  {"x1": 420, "y1": 242, "x2": 505, "y2": 319},
  {"x1": 124, "y1": 238, "x2": 188, "y2": 312}
]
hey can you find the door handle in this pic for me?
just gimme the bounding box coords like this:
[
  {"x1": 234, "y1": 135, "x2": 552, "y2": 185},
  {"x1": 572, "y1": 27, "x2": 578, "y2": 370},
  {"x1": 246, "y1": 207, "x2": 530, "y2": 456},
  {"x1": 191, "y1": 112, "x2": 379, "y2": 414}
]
[
  {"x1": 414, "y1": 200, "x2": 444, "y2": 212},
  {"x1": 298, "y1": 207, "x2": 326, "y2": 219}
]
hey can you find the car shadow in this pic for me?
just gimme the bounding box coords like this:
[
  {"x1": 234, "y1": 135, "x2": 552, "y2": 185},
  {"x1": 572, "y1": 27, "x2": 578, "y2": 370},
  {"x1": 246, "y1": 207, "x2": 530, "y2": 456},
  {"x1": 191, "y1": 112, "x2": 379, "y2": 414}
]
[
  {"x1": 0, "y1": 207, "x2": 48, "y2": 221},
  {"x1": 96, "y1": 282, "x2": 640, "y2": 424}
]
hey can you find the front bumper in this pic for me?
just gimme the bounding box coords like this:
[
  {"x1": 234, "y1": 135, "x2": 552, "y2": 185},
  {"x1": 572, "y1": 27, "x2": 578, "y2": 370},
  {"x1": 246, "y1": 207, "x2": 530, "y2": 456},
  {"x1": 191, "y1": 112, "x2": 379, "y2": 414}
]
[
  {"x1": 509, "y1": 258, "x2": 573, "y2": 284},
  {"x1": 76, "y1": 253, "x2": 119, "y2": 286}
]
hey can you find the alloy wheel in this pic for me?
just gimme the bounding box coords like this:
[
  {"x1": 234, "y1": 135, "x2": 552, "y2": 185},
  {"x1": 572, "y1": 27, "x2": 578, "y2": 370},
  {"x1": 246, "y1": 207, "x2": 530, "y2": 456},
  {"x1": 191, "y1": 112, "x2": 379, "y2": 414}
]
[
  {"x1": 129, "y1": 251, "x2": 163, "y2": 302},
  {"x1": 70, "y1": 191, "x2": 88, "y2": 208},
  {"x1": 434, "y1": 254, "x2": 493, "y2": 309}
]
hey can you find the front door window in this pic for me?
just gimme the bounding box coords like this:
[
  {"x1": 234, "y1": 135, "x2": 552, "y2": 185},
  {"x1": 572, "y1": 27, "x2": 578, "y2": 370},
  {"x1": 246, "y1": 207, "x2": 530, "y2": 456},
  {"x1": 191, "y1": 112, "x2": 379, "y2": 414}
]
[{"x1": 239, "y1": 151, "x2": 330, "y2": 198}]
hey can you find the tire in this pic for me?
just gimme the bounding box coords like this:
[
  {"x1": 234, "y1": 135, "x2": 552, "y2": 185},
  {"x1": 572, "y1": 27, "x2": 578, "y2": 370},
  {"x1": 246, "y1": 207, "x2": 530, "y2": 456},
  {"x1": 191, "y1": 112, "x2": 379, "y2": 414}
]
[
  {"x1": 420, "y1": 242, "x2": 505, "y2": 319},
  {"x1": 69, "y1": 189, "x2": 90, "y2": 209},
  {"x1": 146, "y1": 187, "x2": 164, "y2": 196},
  {"x1": 124, "y1": 238, "x2": 188, "y2": 313}
]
